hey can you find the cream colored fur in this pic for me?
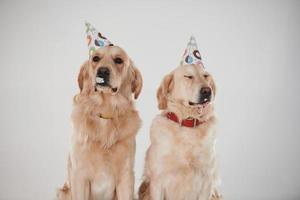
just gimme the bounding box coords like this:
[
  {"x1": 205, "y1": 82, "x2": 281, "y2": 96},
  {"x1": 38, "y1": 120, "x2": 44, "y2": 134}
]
[
  {"x1": 57, "y1": 46, "x2": 143, "y2": 200},
  {"x1": 139, "y1": 64, "x2": 222, "y2": 200}
]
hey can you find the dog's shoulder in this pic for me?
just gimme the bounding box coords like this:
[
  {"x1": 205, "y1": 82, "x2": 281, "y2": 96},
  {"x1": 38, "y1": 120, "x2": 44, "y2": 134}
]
[{"x1": 149, "y1": 113, "x2": 173, "y2": 136}]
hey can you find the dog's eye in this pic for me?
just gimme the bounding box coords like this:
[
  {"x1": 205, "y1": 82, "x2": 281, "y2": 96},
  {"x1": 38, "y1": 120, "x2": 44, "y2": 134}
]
[
  {"x1": 92, "y1": 56, "x2": 101, "y2": 62},
  {"x1": 184, "y1": 75, "x2": 193, "y2": 79},
  {"x1": 203, "y1": 74, "x2": 209, "y2": 79},
  {"x1": 114, "y1": 57, "x2": 123, "y2": 64}
]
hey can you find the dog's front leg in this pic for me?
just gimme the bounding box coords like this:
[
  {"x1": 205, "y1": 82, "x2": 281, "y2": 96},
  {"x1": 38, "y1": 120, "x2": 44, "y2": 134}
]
[
  {"x1": 198, "y1": 175, "x2": 213, "y2": 200},
  {"x1": 115, "y1": 138, "x2": 135, "y2": 200},
  {"x1": 149, "y1": 180, "x2": 164, "y2": 200},
  {"x1": 71, "y1": 170, "x2": 90, "y2": 200},
  {"x1": 115, "y1": 159, "x2": 134, "y2": 200},
  {"x1": 116, "y1": 168, "x2": 134, "y2": 200}
]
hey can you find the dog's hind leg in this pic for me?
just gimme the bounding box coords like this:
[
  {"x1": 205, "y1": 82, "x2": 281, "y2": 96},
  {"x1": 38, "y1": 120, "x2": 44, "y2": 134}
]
[
  {"x1": 211, "y1": 189, "x2": 223, "y2": 200},
  {"x1": 57, "y1": 155, "x2": 72, "y2": 200},
  {"x1": 138, "y1": 179, "x2": 150, "y2": 200},
  {"x1": 56, "y1": 182, "x2": 71, "y2": 200}
]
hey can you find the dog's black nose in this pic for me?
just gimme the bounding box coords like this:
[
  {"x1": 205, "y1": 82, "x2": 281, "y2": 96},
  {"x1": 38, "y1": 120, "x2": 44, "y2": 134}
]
[
  {"x1": 200, "y1": 87, "x2": 211, "y2": 98},
  {"x1": 97, "y1": 67, "x2": 110, "y2": 78},
  {"x1": 199, "y1": 87, "x2": 212, "y2": 103}
]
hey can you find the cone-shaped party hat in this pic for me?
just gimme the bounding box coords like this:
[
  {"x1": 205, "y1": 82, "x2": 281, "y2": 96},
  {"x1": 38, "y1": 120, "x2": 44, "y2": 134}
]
[
  {"x1": 85, "y1": 22, "x2": 113, "y2": 57},
  {"x1": 180, "y1": 36, "x2": 203, "y2": 67}
]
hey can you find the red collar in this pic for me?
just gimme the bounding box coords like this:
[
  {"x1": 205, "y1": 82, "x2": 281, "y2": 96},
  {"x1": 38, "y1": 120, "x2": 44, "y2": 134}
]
[{"x1": 165, "y1": 112, "x2": 204, "y2": 128}]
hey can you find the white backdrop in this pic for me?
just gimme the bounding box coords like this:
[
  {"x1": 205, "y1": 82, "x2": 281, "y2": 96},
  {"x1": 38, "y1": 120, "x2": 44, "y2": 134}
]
[{"x1": 0, "y1": 1, "x2": 299, "y2": 200}]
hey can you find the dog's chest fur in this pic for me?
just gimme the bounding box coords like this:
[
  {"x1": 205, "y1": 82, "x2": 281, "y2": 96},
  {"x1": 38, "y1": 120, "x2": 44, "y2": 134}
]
[
  {"x1": 69, "y1": 97, "x2": 141, "y2": 199},
  {"x1": 147, "y1": 115, "x2": 216, "y2": 199},
  {"x1": 71, "y1": 141, "x2": 117, "y2": 200}
]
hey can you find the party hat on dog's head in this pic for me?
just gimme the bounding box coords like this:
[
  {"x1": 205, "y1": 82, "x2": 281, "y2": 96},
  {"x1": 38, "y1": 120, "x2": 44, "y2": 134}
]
[
  {"x1": 85, "y1": 22, "x2": 113, "y2": 57},
  {"x1": 180, "y1": 36, "x2": 203, "y2": 67}
]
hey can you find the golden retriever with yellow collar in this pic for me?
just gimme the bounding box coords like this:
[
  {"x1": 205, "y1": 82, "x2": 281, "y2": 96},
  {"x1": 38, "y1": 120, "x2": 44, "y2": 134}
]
[
  {"x1": 57, "y1": 45, "x2": 143, "y2": 200},
  {"x1": 138, "y1": 64, "x2": 222, "y2": 200}
]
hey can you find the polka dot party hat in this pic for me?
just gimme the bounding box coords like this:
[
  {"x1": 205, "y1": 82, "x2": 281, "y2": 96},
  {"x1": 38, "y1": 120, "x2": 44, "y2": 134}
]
[
  {"x1": 85, "y1": 22, "x2": 113, "y2": 57},
  {"x1": 180, "y1": 36, "x2": 203, "y2": 67}
]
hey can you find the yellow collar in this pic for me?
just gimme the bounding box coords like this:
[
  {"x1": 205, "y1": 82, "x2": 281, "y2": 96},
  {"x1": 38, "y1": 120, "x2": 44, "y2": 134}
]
[{"x1": 98, "y1": 113, "x2": 114, "y2": 120}]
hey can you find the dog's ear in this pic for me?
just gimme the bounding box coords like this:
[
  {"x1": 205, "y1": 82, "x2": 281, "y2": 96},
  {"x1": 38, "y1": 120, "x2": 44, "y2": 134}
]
[
  {"x1": 157, "y1": 73, "x2": 174, "y2": 110},
  {"x1": 77, "y1": 61, "x2": 89, "y2": 92},
  {"x1": 130, "y1": 60, "x2": 143, "y2": 99},
  {"x1": 209, "y1": 75, "x2": 217, "y2": 97}
]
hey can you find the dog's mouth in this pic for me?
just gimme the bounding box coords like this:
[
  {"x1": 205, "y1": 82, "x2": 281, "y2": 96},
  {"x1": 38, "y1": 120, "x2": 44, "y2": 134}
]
[
  {"x1": 188, "y1": 98, "x2": 210, "y2": 106},
  {"x1": 95, "y1": 77, "x2": 118, "y2": 93},
  {"x1": 188, "y1": 99, "x2": 211, "y2": 116}
]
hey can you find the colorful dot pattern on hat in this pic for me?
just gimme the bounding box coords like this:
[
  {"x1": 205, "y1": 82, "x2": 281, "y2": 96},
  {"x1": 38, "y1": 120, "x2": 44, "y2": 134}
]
[
  {"x1": 85, "y1": 22, "x2": 113, "y2": 57},
  {"x1": 180, "y1": 36, "x2": 203, "y2": 67}
]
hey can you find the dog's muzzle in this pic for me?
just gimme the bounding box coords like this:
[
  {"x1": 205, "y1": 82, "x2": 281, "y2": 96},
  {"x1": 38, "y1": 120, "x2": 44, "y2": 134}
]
[
  {"x1": 96, "y1": 67, "x2": 110, "y2": 86},
  {"x1": 95, "y1": 67, "x2": 118, "y2": 93},
  {"x1": 199, "y1": 87, "x2": 211, "y2": 104},
  {"x1": 188, "y1": 87, "x2": 212, "y2": 106}
]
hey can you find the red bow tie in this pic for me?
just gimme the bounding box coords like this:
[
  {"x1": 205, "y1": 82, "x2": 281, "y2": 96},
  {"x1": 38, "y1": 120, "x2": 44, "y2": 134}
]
[{"x1": 165, "y1": 112, "x2": 204, "y2": 128}]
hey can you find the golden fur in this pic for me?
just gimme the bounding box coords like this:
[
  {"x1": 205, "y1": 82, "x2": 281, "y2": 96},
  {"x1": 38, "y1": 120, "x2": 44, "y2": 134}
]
[
  {"x1": 138, "y1": 64, "x2": 222, "y2": 200},
  {"x1": 57, "y1": 46, "x2": 143, "y2": 200}
]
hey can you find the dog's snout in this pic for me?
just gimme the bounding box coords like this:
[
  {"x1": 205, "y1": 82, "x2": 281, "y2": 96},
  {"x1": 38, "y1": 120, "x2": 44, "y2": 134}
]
[
  {"x1": 200, "y1": 87, "x2": 211, "y2": 98},
  {"x1": 96, "y1": 67, "x2": 110, "y2": 86},
  {"x1": 97, "y1": 67, "x2": 110, "y2": 78},
  {"x1": 198, "y1": 87, "x2": 212, "y2": 104}
]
